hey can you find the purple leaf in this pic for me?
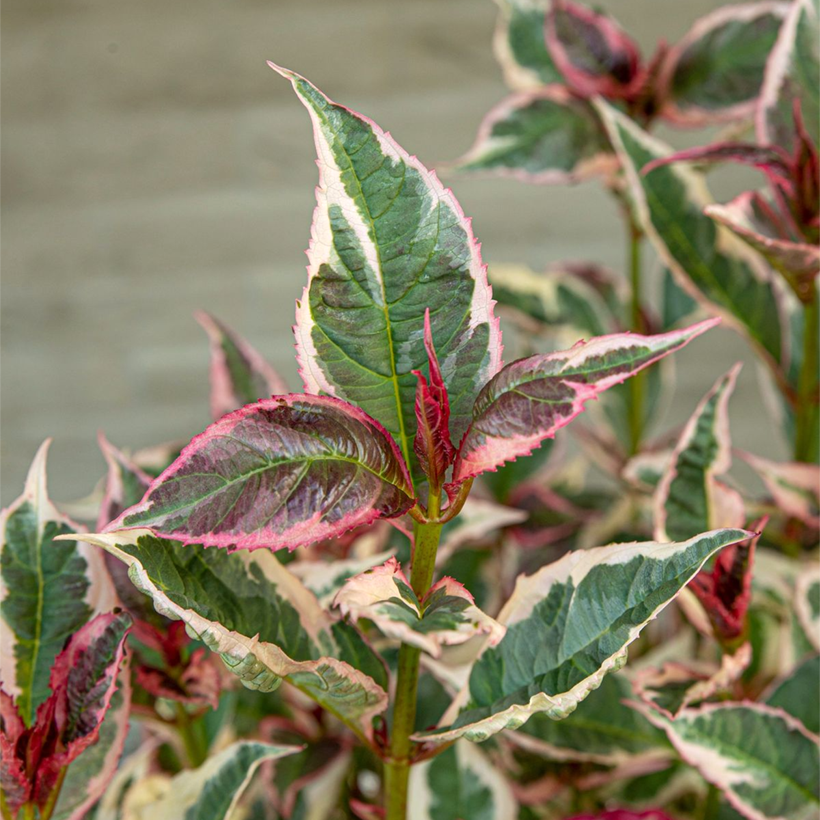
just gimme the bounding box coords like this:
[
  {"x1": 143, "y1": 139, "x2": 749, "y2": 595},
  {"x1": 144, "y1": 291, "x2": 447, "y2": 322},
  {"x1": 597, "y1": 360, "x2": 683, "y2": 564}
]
[
  {"x1": 412, "y1": 310, "x2": 456, "y2": 490},
  {"x1": 115, "y1": 395, "x2": 415, "y2": 551},
  {"x1": 642, "y1": 142, "x2": 793, "y2": 183},
  {"x1": 452, "y1": 320, "x2": 718, "y2": 482},
  {"x1": 546, "y1": 0, "x2": 643, "y2": 99}
]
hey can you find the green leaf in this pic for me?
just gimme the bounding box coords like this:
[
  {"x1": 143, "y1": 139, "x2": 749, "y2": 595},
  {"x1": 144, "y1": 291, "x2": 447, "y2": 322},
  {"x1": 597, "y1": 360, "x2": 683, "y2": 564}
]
[
  {"x1": 654, "y1": 365, "x2": 744, "y2": 542},
  {"x1": 414, "y1": 528, "x2": 750, "y2": 744},
  {"x1": 660, "y1": 3, "x2": 787, "y2": 124},
  {"x1": 333, "y1": 557, "x2": 504, "y2": 657},
  {"x1": 70, "y1": 530, "x2": 389, "y2": 741},
  {"x1": 796, "y1": 567, "x2": 820, "y2": 653},
  {"x1": 636, "y1": 702, "x2": 820, "y2": 820},
  {"x1": 408, "y1": 741, "x2": 517, "y2": 819},
  {"x1": 0, "y1": 441, "x2": 116, "y2": 726},
  {"x1": 454, "y1": 88, "x2": 613, "y2": 184},
  {"x1": 765, "y1": 654, "x2": 820, "y2": 735},
  {"x1": 118, "y1": 395, "x2": 414, "y2": 552},
  {"x1": 595, "y1": 100, "x2": 800, "y2": 394},
  {"x1": 493, "y1": 0, "x2": 562, "y2": 89},
  {"x1": 511, "y1": 672, "x2": 669, "y2": 764},
  {"x1": 661, "y1": 266, "x2": 699, "y2": 331},
  {"x1": 759, "y1": 0, "x2": 820, "y2": 149},
  {"x1": 271, "y1": 65, "x2": 501, "y2": 484}
]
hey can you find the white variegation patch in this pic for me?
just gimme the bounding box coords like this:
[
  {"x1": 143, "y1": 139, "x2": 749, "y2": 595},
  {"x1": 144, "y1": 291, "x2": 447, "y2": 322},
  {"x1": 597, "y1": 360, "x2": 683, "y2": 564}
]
[{"x1": 795, "y1": 565, "x2": 820, "y2": 653}]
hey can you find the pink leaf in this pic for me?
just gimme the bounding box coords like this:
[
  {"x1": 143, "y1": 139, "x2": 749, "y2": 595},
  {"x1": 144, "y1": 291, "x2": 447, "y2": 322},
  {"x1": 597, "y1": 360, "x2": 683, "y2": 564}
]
[
  {"x1": 114, "y1": 395, "x2": 414, "y2": 552},
  {"x1": 453, "y1": 319, "x2": 718, "y2": 482},
  {"x1": 412, "y1": 310, "x2": 456, "y2": 490}
]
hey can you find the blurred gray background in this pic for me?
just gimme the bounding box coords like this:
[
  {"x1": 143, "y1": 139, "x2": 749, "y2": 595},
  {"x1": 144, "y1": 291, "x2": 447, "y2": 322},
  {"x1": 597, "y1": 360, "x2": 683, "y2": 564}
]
[{"x1": 1, "y1": 0, "x2": 781, "y2": 506}]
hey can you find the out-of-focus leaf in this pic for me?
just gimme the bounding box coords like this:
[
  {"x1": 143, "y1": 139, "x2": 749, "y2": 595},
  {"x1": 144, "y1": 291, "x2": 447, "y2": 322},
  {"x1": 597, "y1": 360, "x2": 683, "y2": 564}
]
[
  {"x1": 117, "y1": 395, "x2": 414, "y2": 552},
  {"x1": 765, "y1": 654, "x2": 820, "y2": 735},
  {"x1": 96, "y1": 434, "x2": 153, "y2": 531},
  {"x1": 795, "y1": 566, "x2": 820, "y2": 652},
  {"x1": 493, "y1": 0, "x2": 562, "y2": 89},
  {"x1": 415, "y1": 529, "x2": 749, "y2": 744}
]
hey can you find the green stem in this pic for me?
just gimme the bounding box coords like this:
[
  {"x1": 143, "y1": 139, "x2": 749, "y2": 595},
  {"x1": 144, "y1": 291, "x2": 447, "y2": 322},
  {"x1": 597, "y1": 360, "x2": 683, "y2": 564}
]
[
  {"x1": 384, "y1": 509, "x2": 443, "y2": 820},
  {"x1": 39, "y1": 767, "x2": 68, "y2": 820},
  {"x1": 176, "y1": 702, "x2": 208, "y2": 768},
  {"x1": 628, "y1": 227, "x2": 646, "y2": 456},
  {"x1": 702, "y1": 783, "x2": 721, "y2": 820},
  {"x1": 794, "y1": 294, "x2": 819, "y2": 463},
  {"x1": 0, "y1": 791, "x2": 13, "y2": 820}
]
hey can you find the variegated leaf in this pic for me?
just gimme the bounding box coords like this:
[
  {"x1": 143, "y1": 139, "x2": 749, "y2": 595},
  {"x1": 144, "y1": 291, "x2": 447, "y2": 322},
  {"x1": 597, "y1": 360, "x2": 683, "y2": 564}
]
[
  {"x1": 595, "y1": 100, "x2": 799, "y2": 393},
  {"x1": 765, "y1": 654, "x2": 820, "y2": 735},
  {"x1": 659, "y1": 3, "x2": 788, "y2": 125},
  {"x1": 334, "y1": 557, "x2": 504, "y2": 658},
  {"x1": 453, "y1": 320, "x2": 717, "y2": 482},
  {"x1": 758, "y1": 0, "x2": 820, "y2": 150},
  {"x1": 635, "y1": 701, "x2": 820, "y2": 820},
  {"x1": 67, "y1": 530, "x2": 389, "y2": 741},
  {"x1": 654, "y1": 365, "x2": 744, "y2": 542},
  {"x1": 509, "y1": 672, "x2": 669, "y2": 764},
  {"x1": 271, "y1": 65, "x2": 501, "y2": 483},
  {"x1": 0, "y1": 441, "x2": 118, "y2": 726},
  {"x1": 414, "y1": 528, "x2": 750, "y2": 744},
  {"x1": 738, "y1": 450, "x2": 820, "y2": 527},
  {"x1": 408, "y1": 741, "x2": 517, "y2": 820},
  {"x1": 453, "y1": 87, "x2": 613, "y2": 184},
  {"x1": 119, "y1": 741, "x2": 302, "y2": 820},
  {"x1": 116, "y1": 395, "x2": 414, "y2": 552},
  {"x1": 492, "y1": 0, "x2": 562, "y2": 90},
  {"x1": 796, "y1": 566, "x2": 820, "y2": 652},
  {"x1": 705, "y1": 192, "x2": 820, "y2": 287},
  {"x1": 195, "y1": 311, "x2": 288, "y2": 421},
  {"x1": 97, "y1": 434, "x2": 153, "y2": 531},
  {"x1": 631, "y1": 642, "x2": 751, "y2": 720}
]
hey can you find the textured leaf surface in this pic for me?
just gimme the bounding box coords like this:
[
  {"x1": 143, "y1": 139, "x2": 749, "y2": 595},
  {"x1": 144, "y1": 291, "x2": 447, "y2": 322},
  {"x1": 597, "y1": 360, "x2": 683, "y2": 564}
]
[
  {"x1": 118, "y1": 395, "x2": 414, "y2": 551},
  {"x1": 70, "y1": 530, "x2": 389, "y2": 739},
  {"x1": 596, "y1": 101, "x2": 797, "y2": 390},
  {"x1": 660, "y1": 3, "x2": 787, "y2": 124},
  {"x1": 654, "y1": 365, "x2": 743, "y2": 542},
  {"x1": 636, "y1": 702, "x2": 820, "y2": 820},
  {"x1": 758, "y1": 0, "x2": 820, "y2": 149},
  {"x1": 334, "y1": 557, "x2": 504, "y2": 657},
  {"x1": 510, "y1": 672, "x2": 668, "y2": 763},
  {"x1": 631, "y1": 643, "x2": 751, "y2": 720},
  {"x1": 765, "y1": 654, "x2": 820, "y2": 735},
  {"x1": 453, "y1": 321, "x2": 716, "y2": 482},
  {"x1": 493, "y1": 0, "x2": 561, "y2": 89},
  {"x1": 796, "y1": 567, "x2": 820, "y2": 653},
  {"x1": 415, "y1": 529, "x2": 749, "y2": 743},
  {"x1": 273, "y1": 65, "x2": 501, "y2": 479},
  {"x1": 122, "y1": 741, "x2": 302, "y2": 820},
  {"x1": 408, "y1": 741, "x2": 517, "y2": 820},
  {"x1": 0, "y1": 442, "x2": 117, "y2": 726},
  {"x1": 454, "y1": 88, "x2": 613, "y2": 184},
  {"x1": 196, "y1": 311, "x2": 288, "y2": 421},
  {"x1": 738, "y1": 450, "x2": 820, "y2": 527}
]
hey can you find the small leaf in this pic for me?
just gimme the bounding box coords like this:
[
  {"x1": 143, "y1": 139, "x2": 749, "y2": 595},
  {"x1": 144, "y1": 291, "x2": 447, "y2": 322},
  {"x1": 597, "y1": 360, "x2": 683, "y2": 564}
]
[
  {"x1": 334, "y1": 557, "x2": 504, "y2": 658},
  {"x1": 270, "y1": 64, "x2": 501, "y2": 482},
  {"x1": 795, "y1": 566, "x2": 820, "y2": 653},
  {"x1": 510, "y1": 672, "x2": 669, "y2": 764},
  {"x1": 764, "y1": 654, "x2": 820, "y2": 736},
  {"x1": 631, "y1": 642, "x2": 751, "y2": 720},
  {"x1": 117, "y1": 395, "x2": 414, "y2": 552},
  {"x1": 738, "y1": 450, "x2": 820, "y2": 527},
  {"x1": 414, "y1": 528, "x2": 750, "y2": 744},
  {"x1": 408, "y1": 741, "x2": 518, "y2": 820},
  {"x1": 413, "y1": 310, "x2": 456, "y2": 490},
  {"x1": 546, "y1": 1, "x2": 642, "y2": 99},
  {"x1": 493, "y1": 0, "x2": 562, "y2": 90},
  {"x1": 97, "y1": 433, "x2": 153, "y2": 531},
  {"x1": 195, "y1": 311, "x2": 288, "y2": 421},
  {"x1": 635, "y1": 701, "x2": 820, "y2": 820},
  {"x1": 68, "y1": 530, "x2": 389, "y2": 740},
  {"x1": 453, "y1": 320, "x2": 717, "y2": 482},
  {"x1": 120, "y1": 740, "x2": 302, "y2": 820},
  {"x1": 758, "y1": 0, "x2": 820, "y2": 150},
  {"x1": 0, "y1": 441, "x2": 117, "y2": 726},
  {"x1": 642, "y1": 142, "x2": 793, "y2": 182},
  {"x1": 659, "y1": 3, "x2": 788, "y2": 125},
  {"x1": 596, "y1": 100, "x2": 799, "y2": 393},
  {"x1": 453, "y1": 87, "x2": 614, "y2": 184},
  {"x1": 654, "y1": 365, "x2": 744, "y2": 542}
]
